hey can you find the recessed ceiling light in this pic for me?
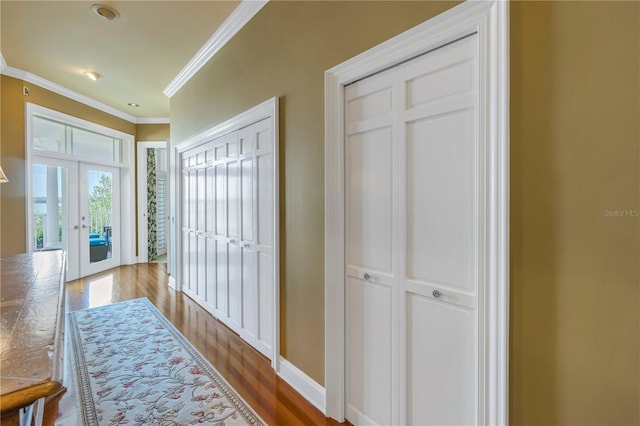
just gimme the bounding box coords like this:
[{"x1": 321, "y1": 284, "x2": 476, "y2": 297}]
[
  {"x1": 83, "y1": 71, "x2": 100, "y2": 81},
  {"x1": 91, "y1": 4, "x2": 119, "y2": 21},
  {"x1": 128, "y1": 103, "x2": 140, "y2": 108}
]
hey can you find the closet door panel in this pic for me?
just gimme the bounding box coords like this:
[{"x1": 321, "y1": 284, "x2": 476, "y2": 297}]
[
  {"x1": 226, "y1": 153, "x2": 241, "y2": 331},
  {"x1": 405, "y1": 110, "x2": 475, "y2": 294},
  {"x1": 204, "y1": 160, "x2": 216, "y2": 310},
  {"x1": 181, "y1": 162, "x2": 191, "y2": 293},
  {"x1": 399, "y1": 34, "x2": 479, "y2": 425},
  {"x1": 406, "y1": 294, "x2": 475, "y2": 425},
  {"x1": 255, "y1": 121, "x2": 274, "y2": 357},
  {"x1": 227, "y1": 139, "x2": 238, "y2": 157},
  {"x1": 227, "y1": 243, "x2": 242, "y2": 331},
  {"x1": 188, "y1": 170, "x2": 197, "y2": 231},
  {"x1": 346, "y1": 127, "x2": 394, "y2": 275},
  {"x1": 240, "y1": 129, "x2": 255, "y2": 154},
  {"x1": 346, "y1": 276, "x2": 393, "y2": 426},
  {"x1": 205, "y1": 237, "x2": 216, "y2": 311},
  {"x1": 257, "y1": 153, "x2": 273, "y2": 248},
  {"x1": 241, "y1": 158, "x2": 254, "y2": 243},
  {"x1": 255, "y1": 125, "x2": 271, "y2": 150},
  {"x1": 345, "y1": 72, "x2": 394, "y2": 125},
  {"x1": 189, "y1": 168, "x2": 198, "y2": 297},
  {"x1": 181, "y1": 231, "x2": 190, "y2": 293},
  {"x1": 189, "y1": 233, "x2": 197, "y2": 297},
  {"x1": 404, "y1": 36, "x2": 476, "y2": 109},
  {"x1": 215, "y1": 144, "x2": 226, "y2": 161},
  {"x1": 197, "y1": 168, "x2": 206, "y2": 231},
  {"x1": 206, "y1": 165, "x2": 215, "y2": 233},
  {"x1": 215, "y1": 240, "x2": 228, "y2": 316},
  {"x1": 257, "y1": 252, "x2": 273, "y2": 354},
  {"x1": 345, "y1": 70, "x2": 397, "y2": 426},
  {"x1": 215, "y1": 164, "x2": 226, "y2": 237},
  {"x1": 182, "y1": 168, "x2": 189, "y2": 230},
  {"x1": 197, "y1": 235, "x2": 206, "y2": 301},
  {"x1": 228, "y1": 161, "x2": 240, "y2": 240},
  {"x1": 240, "y1": 152, "x2": 257, "y2": 341},
  {"x1": 241, "y1": 247, "x2": 257, "y2": 340},
  {"x1": 196, "y1": 168, "x2": 206, "y2": 301}
]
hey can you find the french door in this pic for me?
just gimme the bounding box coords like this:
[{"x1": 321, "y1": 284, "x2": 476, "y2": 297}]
[{"x1": 32, "y1": 157, "x2": 121, "y2": 281}]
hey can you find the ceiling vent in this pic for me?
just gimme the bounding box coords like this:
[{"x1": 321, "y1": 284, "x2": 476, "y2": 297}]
[{"x1": 91, "y1": 4, "x2": 120, "y2": 21}]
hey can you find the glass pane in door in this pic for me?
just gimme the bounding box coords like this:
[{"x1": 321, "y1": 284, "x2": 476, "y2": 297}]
[
  {"x1": 32, "y1": 164, "x2": 67, "y2": 251},
  {"x1": 87, "y1": 170, "x2": 113, "y2": 264}
]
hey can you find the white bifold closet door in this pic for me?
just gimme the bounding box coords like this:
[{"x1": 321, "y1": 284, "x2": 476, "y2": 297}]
[
  {"x1": 345, "y1": 35, "x2": 479, "y2": 425},
  {"x1": 181, "y1": 118, "x2": 274, "y2": 359}
]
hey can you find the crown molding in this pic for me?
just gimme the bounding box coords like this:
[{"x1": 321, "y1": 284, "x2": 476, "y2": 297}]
[
  {"x1": 0, "y1": 52, "x2": 169, "y2": 125},
  {"x1": 2, "y1": 62, "x2": 136, "y2": 123},
  {"x1": 163, "y1": 0, "x2": 268, "y2": 98},
  {"x1": 0, "y1": 1, "x2": 268, "y2": 122}
]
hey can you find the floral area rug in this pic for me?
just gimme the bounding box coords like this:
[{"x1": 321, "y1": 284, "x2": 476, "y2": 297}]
[{"x1": 68, "y1": 298, "x2": 266, "y2": 425}]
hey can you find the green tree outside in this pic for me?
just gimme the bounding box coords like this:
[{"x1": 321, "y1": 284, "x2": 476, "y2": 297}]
[{"x1": 89, "y1": 174, "x2": 112, "y2": 234}]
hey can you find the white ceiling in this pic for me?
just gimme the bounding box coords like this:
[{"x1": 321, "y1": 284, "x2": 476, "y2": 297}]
[{"x1": 0, "y1": 1, "x2": 242, "y2": 120}]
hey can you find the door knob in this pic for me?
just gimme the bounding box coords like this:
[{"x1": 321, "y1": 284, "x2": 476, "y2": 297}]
[
  {"x1": 229, "y1": 239, "x2": 236, "y2": 244},
  {"x1": 82, "y1": 224, "x2": 87, "y2": 229},
  {"x1": 363, "y1": 273, "x2": 370, "y2": 280},
  {"x1": 432, "y1": 290, "x2": 441, "y2": 298},
  {"x1": 73, "y1": 225, "x2": 79, "y2": 230}
]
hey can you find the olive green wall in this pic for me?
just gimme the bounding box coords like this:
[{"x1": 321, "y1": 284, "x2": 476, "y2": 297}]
[
  {"x1": 3, "y1": 0, "x2": 631, "y2": 422},
  {"x1": 172, "y1": 1, "x2": 639, "y2": 422},
  {"x1": 510, "y1": 2, "x2": 639, "y2": 424},
  {"x1": 136, "y1": 124, "x2": 169, "y2": 142},
  {"x1": 0, "y1": 75, "x2": 26, "y2": 255},
  {"x1": 0, "y1": 74, "x2": 136, "y2": 255},
  {"x1": 170, "y1": 0, "x2": 458, "y2": 386}
]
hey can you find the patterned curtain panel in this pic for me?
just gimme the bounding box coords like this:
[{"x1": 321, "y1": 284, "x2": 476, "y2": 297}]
[{"x1": 147, "y1": 149, "x2": 158, "y2": 261}]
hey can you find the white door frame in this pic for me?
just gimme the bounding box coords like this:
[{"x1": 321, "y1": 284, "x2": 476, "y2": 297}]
[
  {"x1": 25, "y1": 103, "x2": 137, "y2": 276},
  {"x1": 175, "y1": 97, "x2": 280, "y2": 370},
  {"x1": 136, "y1": 141, "x2": 170, "y2": 265},
  {"x1": 324, "y1": 1, "x2": 509, "y2": 423}
]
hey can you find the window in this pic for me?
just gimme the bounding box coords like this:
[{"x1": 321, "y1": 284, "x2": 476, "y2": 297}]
[{"x1": 33, "y1": 115, "x2": 123, "y2": 163}]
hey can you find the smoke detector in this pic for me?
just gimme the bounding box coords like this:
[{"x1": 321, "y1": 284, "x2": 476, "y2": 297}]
[{"x1": 91, "y1": 4, "x2": 120, "y2": 21}]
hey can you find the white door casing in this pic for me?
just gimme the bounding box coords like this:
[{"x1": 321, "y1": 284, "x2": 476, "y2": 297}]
[
  {"x1": 176, "y1": 97, "x2": 280, "y2": 369},
  {"x1": 136, "y1": 141, "x2": 169, "y2": 264},
  {"x1": 25, "y1": 103, "x2": 137, "y2": 273},
  {"x1": 325, "y1": 1, "x2": 509, "y2": 424}
]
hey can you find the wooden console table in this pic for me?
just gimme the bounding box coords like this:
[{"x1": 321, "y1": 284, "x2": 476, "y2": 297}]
[{"x1": 0, "y1": 251, "x2": 66, "y2": 425}]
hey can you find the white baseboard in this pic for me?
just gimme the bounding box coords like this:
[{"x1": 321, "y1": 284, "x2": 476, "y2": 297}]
[
  {"x1": 168, "y1": 276, "x2": 177, "y2": 290},
  {"x1": 277, "y1": 357, "x2": 326, "y2": 415}
]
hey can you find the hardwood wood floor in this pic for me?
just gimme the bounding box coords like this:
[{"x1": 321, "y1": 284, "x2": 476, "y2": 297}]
[{"x1": 54, "y1": 263, "x2": 345, "y2": 426}]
